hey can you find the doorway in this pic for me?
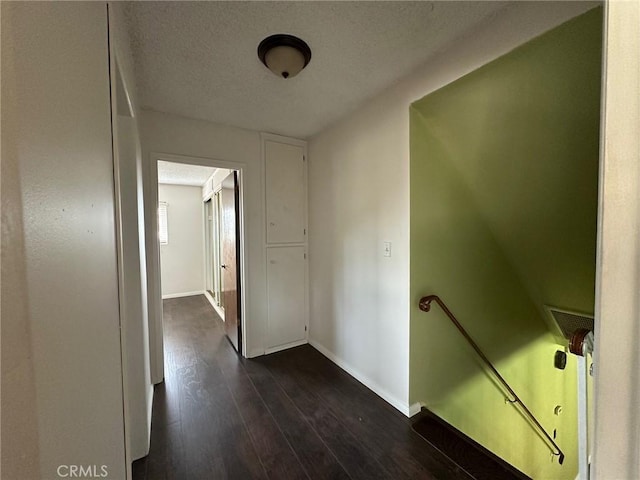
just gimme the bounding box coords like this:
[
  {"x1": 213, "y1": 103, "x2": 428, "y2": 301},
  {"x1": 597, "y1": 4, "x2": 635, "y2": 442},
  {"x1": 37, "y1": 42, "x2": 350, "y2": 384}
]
[
  {"x1": 203, "y1": 171, "x2": 242, "y2": 353},
  {"x1": 153, "y1": 156, "x2": 246, "y2": 370},
  {"x1": 220, "y1": 171, "x2": 242, "y2": 352}
]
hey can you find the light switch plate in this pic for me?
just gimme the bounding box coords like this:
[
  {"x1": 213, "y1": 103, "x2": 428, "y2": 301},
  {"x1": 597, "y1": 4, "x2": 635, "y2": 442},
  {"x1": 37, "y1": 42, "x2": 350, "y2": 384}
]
[{"x1": 383, "y1": 241, "x2": 392, "y2": 257}]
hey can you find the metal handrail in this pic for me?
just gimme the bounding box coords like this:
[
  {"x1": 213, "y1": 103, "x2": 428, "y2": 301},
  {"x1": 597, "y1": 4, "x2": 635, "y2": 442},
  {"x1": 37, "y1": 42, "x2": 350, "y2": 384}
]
[{"x1": 418, "y1": 294, "x2": 565, "y2": 464}]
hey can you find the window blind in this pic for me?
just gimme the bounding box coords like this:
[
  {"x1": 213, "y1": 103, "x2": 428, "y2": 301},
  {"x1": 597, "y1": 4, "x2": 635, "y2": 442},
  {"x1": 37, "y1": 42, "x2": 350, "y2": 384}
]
[{"x1": 158, "y1": 201, "x2": 168, "y2": 245}]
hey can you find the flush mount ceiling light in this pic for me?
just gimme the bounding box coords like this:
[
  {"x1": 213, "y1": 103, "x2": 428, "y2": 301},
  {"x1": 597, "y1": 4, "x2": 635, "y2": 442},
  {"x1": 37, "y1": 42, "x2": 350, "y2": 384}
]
[{"x1": 258, "y1": 34, "x2": 311, "y2": 79}]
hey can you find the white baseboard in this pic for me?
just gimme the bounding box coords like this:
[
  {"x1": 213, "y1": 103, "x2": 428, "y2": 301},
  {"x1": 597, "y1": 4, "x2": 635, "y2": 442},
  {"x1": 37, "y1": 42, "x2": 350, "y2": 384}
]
[
  {"x1": 308, "y1": 338, "x2": 412, "y2": 417},
  {"x1": 212, "y1": 303, "x2": 225, "y2": 321},
  {"x1": 409, "y1": 402, "x2": 424, "y2": 417},
  {"x1": 247, "y1": 347, "x2": 265, "y2": 358},
  {"x1": 162, "y1": 290, "x2": 205, "y2": 299},
  {"x1": 265, "y1": 339, "x2": 308, "y2": 355},
  {"x1": 203, "y1": 290, "x2": 215, "y2": 307},
  {"x1": 203, "y1": 291, "x2": 225, "y2": 320}
]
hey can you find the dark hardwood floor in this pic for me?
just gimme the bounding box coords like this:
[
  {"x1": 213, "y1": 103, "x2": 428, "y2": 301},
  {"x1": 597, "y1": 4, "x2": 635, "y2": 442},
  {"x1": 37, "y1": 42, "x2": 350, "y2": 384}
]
[{"x1": 132, "y1": 295, "x2": 472, "y2": 480}]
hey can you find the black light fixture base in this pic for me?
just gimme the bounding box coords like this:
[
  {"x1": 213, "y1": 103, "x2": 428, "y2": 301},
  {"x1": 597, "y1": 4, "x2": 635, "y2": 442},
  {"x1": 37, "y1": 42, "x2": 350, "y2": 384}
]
[{"x1": 257, "y1": 34, "x2": 312, "y2": 70}]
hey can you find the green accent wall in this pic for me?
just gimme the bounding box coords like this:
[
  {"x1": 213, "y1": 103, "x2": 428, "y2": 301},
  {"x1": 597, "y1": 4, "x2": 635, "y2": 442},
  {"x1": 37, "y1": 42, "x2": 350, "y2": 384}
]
[{"x1": 409, "y1": 8, "x2": 602, "y2": 479}]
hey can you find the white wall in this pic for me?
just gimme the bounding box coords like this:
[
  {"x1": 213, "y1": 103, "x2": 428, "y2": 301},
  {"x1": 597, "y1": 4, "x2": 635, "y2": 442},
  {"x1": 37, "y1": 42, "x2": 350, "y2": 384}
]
[
  {"x1": 117, "y1": 116, "x2": 153, "y2": 464},
  {"x1": 1, "y1": 2, "x2": 126, "y2": 477},
  {"x1": 141, "y1": 110, "x2": 267, "y2": 371},
  {"x1": 109, "y1": 2, "x2": 154, "y2": 466},
  {"x1": 159, "y1": 184, "x2": 205, "y2": 297},
  {"x1": 1, "y1": 3, "x2": 41, "y2": 477},
  {"x1": 307, "y1": 1, "x2": 597, "y2": 415}
]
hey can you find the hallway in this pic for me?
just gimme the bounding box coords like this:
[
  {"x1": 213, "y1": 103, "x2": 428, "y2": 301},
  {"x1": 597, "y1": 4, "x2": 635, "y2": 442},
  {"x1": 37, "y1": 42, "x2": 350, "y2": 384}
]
[{"x1": 132, "y1": 295, "x2": 469, "y2": 480}]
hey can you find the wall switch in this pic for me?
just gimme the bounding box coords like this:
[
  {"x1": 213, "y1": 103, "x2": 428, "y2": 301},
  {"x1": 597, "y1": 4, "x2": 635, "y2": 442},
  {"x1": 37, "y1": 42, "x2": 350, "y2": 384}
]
[{"x1": 383, "y1": 242, "x2": 392, "y2": 257}]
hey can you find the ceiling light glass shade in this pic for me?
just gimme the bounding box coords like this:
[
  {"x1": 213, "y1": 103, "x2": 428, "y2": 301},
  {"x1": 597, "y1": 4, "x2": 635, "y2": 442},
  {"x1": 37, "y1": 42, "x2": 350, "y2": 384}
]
[
  {"x1": 258, "y1": 34, "x2": 311, "y2": 79},
  {"x1": 265, "y1": 46, "x2": 306, "y2": 79}
]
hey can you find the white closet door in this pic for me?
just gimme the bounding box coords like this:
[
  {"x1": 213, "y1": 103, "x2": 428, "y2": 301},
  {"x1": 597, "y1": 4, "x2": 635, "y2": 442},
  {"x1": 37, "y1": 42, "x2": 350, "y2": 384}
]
[
  {"x1": 266, "y1": 246, "x2": 306, "y2": 349},
  {"x1": 265, "y1": 141, "x2": 305, "y2": 244}
]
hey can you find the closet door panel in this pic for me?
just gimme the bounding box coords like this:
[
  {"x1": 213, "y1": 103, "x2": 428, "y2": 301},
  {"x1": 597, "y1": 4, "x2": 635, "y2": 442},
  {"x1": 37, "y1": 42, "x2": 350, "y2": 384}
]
[
  {"x1": 266, "y1": 246, "x2": 306, "y2": 348},
  {"x1": 265, "y1": 141, "x2": 305, "y2": 244}
]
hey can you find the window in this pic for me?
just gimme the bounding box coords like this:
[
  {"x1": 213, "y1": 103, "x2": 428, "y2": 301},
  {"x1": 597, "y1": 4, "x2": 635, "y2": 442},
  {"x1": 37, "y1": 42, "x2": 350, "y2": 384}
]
[{"x1": 158, "y1": 201, "x2": 168, "y2": 245}]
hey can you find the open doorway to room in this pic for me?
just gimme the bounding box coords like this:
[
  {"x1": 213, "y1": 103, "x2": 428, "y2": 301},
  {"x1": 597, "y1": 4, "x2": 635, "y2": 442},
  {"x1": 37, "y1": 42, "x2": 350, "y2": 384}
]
[{"x1": 155, "y1": 159, "x2": 244, "y2": 356}]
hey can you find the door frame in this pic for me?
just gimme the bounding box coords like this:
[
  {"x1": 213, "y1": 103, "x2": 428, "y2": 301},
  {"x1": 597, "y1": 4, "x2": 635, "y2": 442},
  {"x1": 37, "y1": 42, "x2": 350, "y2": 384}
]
[
  {"x1": 592, "y1": 1, "x2": 640, "y2": 477},
  {"x1": 220, "y1": 170, "x2": 243, "y2": 353},
  {"x1": 203, "y1": 193, "x2": 224, "y2": 313},
  {"x1": 147, "y1": 152, "x2": 249, "y2": 381}
]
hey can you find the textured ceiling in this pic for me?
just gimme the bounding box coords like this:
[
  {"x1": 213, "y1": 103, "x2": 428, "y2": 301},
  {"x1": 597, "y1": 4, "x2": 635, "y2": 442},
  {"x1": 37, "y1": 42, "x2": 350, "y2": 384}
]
[
  {"x1": 125, "y1": 1, "x2": 509, "y2": 139},
  {"x1": 157, "y1": 161, "x2": 216, "y2": 186}
]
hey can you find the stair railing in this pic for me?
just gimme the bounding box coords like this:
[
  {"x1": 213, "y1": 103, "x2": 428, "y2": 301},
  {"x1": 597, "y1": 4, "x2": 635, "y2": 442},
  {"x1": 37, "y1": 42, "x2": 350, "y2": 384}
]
[{"x1": 418, "y1": 294, "x2": 565, "y2": 464}]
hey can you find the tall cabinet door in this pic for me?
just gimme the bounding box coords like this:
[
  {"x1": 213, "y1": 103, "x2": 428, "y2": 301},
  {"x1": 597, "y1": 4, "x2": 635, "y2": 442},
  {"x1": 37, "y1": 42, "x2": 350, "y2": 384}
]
[
  {"x1": 266, "y1": 247, "x2": 306, "y2": 348},
  {"x1": 264, "y1": 137, "x2": 308, "y2": 352},
  {"x1": 265, "y1": 141, "x2": 306, "y2": 244}
]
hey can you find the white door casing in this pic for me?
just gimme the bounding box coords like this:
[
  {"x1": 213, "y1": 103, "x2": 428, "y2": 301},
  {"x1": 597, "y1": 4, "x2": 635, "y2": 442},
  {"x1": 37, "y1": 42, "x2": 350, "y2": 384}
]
[{"x1": 592, "y1": 1, "x2": 640, "y2": 478}]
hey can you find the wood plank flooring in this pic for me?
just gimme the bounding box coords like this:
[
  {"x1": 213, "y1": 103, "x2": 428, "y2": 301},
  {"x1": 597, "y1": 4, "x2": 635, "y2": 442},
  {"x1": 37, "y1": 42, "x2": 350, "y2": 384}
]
[{"x1": 132, "y1": 295, "x2": 471, "y2": 480}]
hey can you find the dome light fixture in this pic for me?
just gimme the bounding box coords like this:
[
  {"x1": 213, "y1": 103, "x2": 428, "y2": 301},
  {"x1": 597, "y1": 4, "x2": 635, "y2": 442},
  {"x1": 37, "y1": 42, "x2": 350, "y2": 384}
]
[{"x1": 258, "y1": 34, "x2": 311, "y2": 79}]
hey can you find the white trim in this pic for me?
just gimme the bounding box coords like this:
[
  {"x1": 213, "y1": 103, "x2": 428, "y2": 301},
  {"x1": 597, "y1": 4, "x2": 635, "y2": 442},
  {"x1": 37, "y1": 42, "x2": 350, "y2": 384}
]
[
  {"x1": 145, "y1": 383, "x2": 153, "y2": 456},
  {"x1": 145, "y1": 152, "x2": 164, "y2": 384},
  {"x1": 577, "y1": 355, "x2": 589, "y2": 480},
  {"x1": 162, "y1": 290, "x2": 205, "y2": 300},
  {"x1": 264, "y1": 339, "x2": 308, "y2": 355},
  {"x1": 408, "y1": 402, "x2": 424, "y2": 417},
  {"x1": 203, "y1": 289, "x2": 216, "y2": 307},
  {"x1": 148, "y1": 151, "x2": 249, "y2": 360},
  {"x1": 203, "y1": 290, "x2": 225, "y2": 321},
  {"x1": 107, "y1": 44, "x2": 132, "y2": 480},
  {"x1": 592, "y1": 1, "x2": 640, "y2": 477},
  {"x1": 247, "y1": 347, "x2": 266, "y2": 359},
  {"x1": 213, "y1": 303, "x2": 225, "y2": 321},
  {"x1": 202, "y1": 196, "x2": 209, "y2": 301},
  {"x1": 260, "y1": 132, "x2": 307, "y2": 148},
  {"x1": 153, "y1": 151, "x2": 247, "y2": 172},
  {"x1": 309, "y1": 339, "x2": 412, "y2": 417}
]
